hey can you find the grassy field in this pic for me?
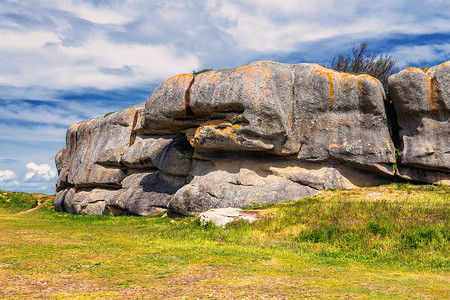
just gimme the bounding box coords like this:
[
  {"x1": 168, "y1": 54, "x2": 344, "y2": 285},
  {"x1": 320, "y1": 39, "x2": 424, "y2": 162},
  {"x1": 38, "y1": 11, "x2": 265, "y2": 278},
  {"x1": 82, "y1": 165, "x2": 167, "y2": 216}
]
[{"x1": 0, "y1": 183, "x2": 449, "y2": 299}]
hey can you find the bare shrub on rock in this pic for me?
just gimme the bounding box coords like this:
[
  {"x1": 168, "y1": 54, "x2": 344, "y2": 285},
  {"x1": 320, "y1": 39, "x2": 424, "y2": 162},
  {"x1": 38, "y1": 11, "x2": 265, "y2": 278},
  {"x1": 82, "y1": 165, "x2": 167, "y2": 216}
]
[{"x1": 331, "y1": 42, "x2": 399, "y2": 89}]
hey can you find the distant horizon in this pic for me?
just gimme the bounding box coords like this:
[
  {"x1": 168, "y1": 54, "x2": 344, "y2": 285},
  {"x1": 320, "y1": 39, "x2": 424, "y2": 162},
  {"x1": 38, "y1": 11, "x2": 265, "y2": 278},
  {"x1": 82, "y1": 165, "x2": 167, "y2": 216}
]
[{"x1": 1, "y1": 0, "x2": 449, "y2": 194}]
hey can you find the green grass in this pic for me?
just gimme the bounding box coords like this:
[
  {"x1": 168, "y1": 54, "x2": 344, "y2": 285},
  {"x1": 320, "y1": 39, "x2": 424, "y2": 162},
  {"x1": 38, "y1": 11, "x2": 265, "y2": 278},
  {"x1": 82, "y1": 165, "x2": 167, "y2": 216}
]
[
  {"x1": 0, "y1": 190, "x2": 41, "y2": 213},
  {"x1": 0, "y1": 183, "x2": 449, "y2": 298}
]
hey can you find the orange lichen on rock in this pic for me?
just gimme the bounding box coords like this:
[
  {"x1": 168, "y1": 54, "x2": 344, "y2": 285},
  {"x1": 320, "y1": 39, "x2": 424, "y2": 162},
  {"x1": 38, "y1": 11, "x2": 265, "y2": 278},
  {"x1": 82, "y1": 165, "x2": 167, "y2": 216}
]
[
  {"x1": 312, "y1": 66, "x2": 335, "y2": 110},
  {"x1": 235, "y1": 65, "x2": 273, "y2": 81},
  {"x1": 405, "y1": 67, "x2": 423, "y2": 73},
  {"x1": 339, "y1": 73, "x2": 358, "y2": 88},
  {"x1": 159, "y1": 73, "x2": 194, "y2": 88},
  {"x1": 191, "y1": 121, "x2": 244, "y2": 142},
  {"x1": 68, "y1": 122, "x2": 84, "y2": 131},
  {"x1": 327, "y1": 73, "x2": 335, "y2": 110},
  {"x1": 252, "y1": 60, "x2": 273, "y2": 64},
  {"x1": 357, "y1": 74, "x2": 380, "y2": 85},
  {"x1": 197, "y1": 71, "x2": 220, "y2": 83},
  {"x1": 357, "y1": 77, "x2": 363, "y2": 98},
  {"x1": 438, "y1": 61, "x2": 450, "y2": 68},
  {"x1": 125, "y1": 109, "x2": 135, "y2": 116}
]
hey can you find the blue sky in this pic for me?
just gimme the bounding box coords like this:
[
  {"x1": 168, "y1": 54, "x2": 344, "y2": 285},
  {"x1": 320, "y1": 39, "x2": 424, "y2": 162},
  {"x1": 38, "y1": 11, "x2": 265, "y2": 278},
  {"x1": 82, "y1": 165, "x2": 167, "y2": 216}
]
[{"x1": 1, "y1": 0, "x2": 449, "y2": 194}]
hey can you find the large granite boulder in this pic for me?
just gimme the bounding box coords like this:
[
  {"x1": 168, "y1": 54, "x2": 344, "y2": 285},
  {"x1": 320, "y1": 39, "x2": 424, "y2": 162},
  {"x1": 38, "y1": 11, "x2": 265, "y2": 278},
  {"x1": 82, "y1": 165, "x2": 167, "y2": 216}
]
[
  {"x1": 142, "y1": 61, "x2": 395, "y2": 173},
  {"x1": 388, "y1": 62, "x2": 450, "y2": 185},
  {"x1": 55, "y1": 104, "x2": 192, "y2": 215},
  {"x1": 55, "y1": 60, "x2": 448, "y2": 217}
]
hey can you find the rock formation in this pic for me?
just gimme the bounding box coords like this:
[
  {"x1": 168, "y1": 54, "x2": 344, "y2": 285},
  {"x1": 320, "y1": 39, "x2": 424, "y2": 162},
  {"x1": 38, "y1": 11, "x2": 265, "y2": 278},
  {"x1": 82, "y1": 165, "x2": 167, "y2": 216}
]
[
  {"x1": 55, "y1": 61, "x2": 449, "y2": 216},
  {"x1": 388, "y1": 62, "x2": 450, "y2": 185}
]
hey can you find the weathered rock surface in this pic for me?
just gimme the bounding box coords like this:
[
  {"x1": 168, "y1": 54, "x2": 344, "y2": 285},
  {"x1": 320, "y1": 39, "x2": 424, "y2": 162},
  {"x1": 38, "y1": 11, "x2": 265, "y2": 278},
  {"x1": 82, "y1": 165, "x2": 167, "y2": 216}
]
[
  {"x1": 199, "y1": 208, "x2": 260, "y2": 227},
  {"x1": 168, "y1": 159, "x2": 320, "y2": 216},
  {"x1": 55, "y1": 60, "x2": 449, "y2": 217},
  {"x1": 142, "y1": 61, "x2": 395, "y2": 173},
  {"x1": 388, "y1": 62, "x2": 450, "y2": 184},
  {"x1": 56, "y1": 171, "x2": 184, "y2": 216},
  {"x1": 55, "y1": 103, "x2": 191, "y2": 215},
  {"x1": 55, "y1": 104, "x2": 142, "y2": 190}
]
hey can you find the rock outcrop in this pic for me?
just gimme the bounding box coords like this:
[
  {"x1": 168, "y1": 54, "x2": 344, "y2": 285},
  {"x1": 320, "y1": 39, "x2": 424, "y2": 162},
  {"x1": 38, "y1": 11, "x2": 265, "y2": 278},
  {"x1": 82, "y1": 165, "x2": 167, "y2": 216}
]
[
  {"x1": 388, "y1": 62, "x2": 450, "y2": 185},
  {"x1": 55, "y1": 60, "x2": 449, "y2": 216}
]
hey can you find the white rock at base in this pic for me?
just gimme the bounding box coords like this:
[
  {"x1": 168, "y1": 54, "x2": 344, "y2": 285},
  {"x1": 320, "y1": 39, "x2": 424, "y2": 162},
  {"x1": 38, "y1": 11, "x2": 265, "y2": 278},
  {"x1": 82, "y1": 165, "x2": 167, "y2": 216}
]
[{"x1": 199, "y1": 207, "x2": 244, "y2": 227}]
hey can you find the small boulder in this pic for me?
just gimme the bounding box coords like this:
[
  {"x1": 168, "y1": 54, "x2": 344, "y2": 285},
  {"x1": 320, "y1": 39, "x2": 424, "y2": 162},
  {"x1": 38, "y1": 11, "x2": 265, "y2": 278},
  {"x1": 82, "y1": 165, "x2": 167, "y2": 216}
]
[{"x1": 199, "y1": 207, "x2": 259, "y2": 227}]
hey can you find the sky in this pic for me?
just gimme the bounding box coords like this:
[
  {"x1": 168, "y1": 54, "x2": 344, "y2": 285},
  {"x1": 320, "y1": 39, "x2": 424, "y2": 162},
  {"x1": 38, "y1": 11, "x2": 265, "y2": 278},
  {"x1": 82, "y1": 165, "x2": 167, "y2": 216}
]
[{"x1": 1, "y1": 0, "x2": 449, "y2": 194}]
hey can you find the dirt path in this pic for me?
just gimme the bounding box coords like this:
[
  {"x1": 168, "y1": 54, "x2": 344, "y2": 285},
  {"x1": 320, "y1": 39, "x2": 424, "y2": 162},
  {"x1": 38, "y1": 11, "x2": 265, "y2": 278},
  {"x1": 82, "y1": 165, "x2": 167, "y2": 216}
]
[{"x1": 16, "y1": 195, "x2": 54, "y2": 214}]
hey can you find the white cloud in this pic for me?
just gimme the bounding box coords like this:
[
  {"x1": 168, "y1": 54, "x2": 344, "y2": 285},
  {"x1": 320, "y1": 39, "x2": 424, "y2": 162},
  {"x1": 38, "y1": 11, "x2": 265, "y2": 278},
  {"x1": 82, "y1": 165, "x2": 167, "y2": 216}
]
[
  {"x1": 0, "y1": 170, "x2": 19, "y2": 189},
  {"x1": 0, "y1": 123, "x2": 66, "y2": 143},
  {"x1": 390, "y1": 44, "x2": 450, "y2": 67},
  {"x1": 0, "y1": 164, "x2": 57, "y2": 193},
  {"x1": 25, "y1": 162, "x2": 57, "y2": 181},
  {"x1": 0, "y1": 170, "x2": 17, "y2": 182},
  {"x1": 0, "y1": 100, "x2": 122, "y2": 127},
  {"x1": 0, "y1": 1, "x2": 202, "y2": 92},
  {"x1": 1, "y1": 0, "x2": 449, "y2": 94},
  {"x1": 51, "y1": 1, "x2": 135, "y2": 25},
  {"x1": 0, "y1": 30, "x2": 200, "y2": 90},
  {"x1": 206, "y1": 0, "x2": 450, "y2": 53}
]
